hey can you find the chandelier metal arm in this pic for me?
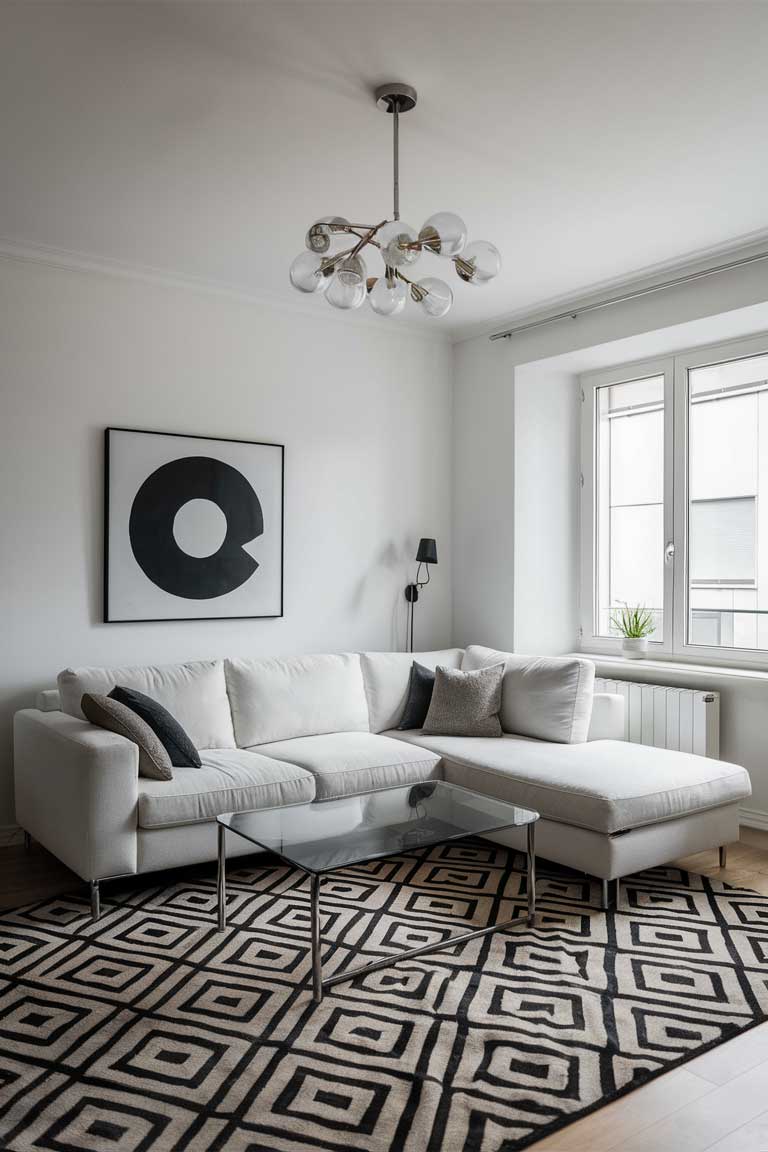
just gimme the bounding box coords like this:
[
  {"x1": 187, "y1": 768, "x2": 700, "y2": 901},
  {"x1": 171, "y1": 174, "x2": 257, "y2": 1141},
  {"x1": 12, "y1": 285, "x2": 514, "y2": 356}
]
[
  {"x1": 393, "y1": 267, "x2": 428, "y2": 302},
  {"x1": 319, "y1": 245, "x2": 357, "y2": 273},
  {"x1": 349, "y1": 221, "x2": 387, "y2": 261},
  {"x1": 332, "y1": 223, "x2": 381, "y2": 233}
]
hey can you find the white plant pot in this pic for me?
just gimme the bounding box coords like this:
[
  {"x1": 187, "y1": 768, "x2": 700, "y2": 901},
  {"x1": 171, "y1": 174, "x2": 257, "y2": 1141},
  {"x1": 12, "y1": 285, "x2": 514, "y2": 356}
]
[{"x1": 622, "y1": 637, "x2": 648, "y2": 660}]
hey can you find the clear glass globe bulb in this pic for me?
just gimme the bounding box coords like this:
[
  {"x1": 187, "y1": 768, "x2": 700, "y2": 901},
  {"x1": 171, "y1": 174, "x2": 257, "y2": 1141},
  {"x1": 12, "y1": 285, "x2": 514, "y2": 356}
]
[
  {"x1": 377, "y1": 221, "x2": 421, "y2": 268},
  {"x1": 456, "y1": 240, "x2": 502, "y2": 284},
  {"x1": 418, "y1": 212, "x2": 467, "y2": 257},
  {"x1": 305, "y1": 216, "x2": 350, "y2": 254},
  {"x1": 368, "y1": 274, "x2": 408, "y2": 317},
  {"x1": 416, "y1": 277, "x2": 453, "y2": 318},
  {"x1": 289, "y1": 251, "x2": 329, "y2": 294},
  {"x1": 326, "y1": 255, "x2": 367, "y2": 310}
]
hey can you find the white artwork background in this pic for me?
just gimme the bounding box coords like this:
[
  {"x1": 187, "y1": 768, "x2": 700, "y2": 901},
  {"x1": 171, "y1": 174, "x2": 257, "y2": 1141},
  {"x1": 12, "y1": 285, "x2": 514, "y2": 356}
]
[{"x1": 107, "y1": 429, "x2": 283, "y2": 620}]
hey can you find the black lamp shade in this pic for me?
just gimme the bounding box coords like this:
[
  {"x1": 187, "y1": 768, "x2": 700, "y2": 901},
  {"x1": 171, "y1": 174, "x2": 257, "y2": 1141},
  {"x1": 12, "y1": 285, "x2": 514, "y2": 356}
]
[{"x1": 416, "y1": 537, "x2": 438, "y2": 565}]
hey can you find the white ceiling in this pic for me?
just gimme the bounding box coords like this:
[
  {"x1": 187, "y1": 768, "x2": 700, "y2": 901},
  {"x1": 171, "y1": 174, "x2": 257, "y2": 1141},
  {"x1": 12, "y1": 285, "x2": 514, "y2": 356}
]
[{"x1": 1, "y1": 0, "x2": 767, "y2": 338}]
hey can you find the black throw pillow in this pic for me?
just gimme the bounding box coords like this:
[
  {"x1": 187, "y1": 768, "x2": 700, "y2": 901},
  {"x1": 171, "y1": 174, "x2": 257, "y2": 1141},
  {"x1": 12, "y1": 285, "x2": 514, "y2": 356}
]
[
  {"x1": 109, "y1": 686, "x2": 202, "y2": 768},
  {"x1": 397, "y1": 661, "x2": 436, "y2": 730}
]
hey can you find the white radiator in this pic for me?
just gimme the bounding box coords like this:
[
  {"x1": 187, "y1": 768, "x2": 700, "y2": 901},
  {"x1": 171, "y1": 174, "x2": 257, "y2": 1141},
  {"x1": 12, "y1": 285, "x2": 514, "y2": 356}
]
[{"x1": 595, "y1": 677, "x2": 720, "y2": 758}]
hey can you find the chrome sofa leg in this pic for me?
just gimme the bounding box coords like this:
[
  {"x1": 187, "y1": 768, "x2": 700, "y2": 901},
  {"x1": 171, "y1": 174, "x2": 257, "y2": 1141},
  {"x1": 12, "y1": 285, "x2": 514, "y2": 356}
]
[
  {"x1": 600, "y1": 878, "x2": 620, "y2": 911},
  {"x1": 719, "y1": 844, "x2": 728, "y2": 869},
  {"x1": 90, "y1": 880, "x2": 101, "y2": 921},
  {"x1": 217, "y1": 822, "x2": 227, "y2": 931}
]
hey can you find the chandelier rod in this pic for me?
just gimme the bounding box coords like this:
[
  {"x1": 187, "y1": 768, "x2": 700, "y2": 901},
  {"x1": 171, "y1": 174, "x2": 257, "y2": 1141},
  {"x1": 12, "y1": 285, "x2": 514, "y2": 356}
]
[{"x1": 393, "y1": 101, "x2": 400, "y2": 221}]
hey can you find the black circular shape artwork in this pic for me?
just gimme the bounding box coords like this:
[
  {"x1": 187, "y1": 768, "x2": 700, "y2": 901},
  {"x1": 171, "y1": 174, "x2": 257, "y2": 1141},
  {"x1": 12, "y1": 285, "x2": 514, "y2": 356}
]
[{"x1": 129, "y1": 456, "x2": 263, "y2": 599}]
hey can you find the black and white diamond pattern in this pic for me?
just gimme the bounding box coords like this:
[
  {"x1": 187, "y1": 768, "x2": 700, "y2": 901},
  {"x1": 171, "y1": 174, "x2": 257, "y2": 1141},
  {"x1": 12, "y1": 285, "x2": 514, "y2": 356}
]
[{"x1": 1, "y1": 842, "x2": 767, "y2": 1151}]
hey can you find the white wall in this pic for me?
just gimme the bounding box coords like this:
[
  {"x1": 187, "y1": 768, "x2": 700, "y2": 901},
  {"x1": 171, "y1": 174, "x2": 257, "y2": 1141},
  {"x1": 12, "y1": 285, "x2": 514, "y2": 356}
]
[
  {"x1": 0, "y1": 258, "x2": 454, "y2": 829},
  {"x1": 451, "y1": 337, "x2": 515, "y2": 649},
  {"x1": 513, "y1": 363, "x2": 580, "y2": 655}
]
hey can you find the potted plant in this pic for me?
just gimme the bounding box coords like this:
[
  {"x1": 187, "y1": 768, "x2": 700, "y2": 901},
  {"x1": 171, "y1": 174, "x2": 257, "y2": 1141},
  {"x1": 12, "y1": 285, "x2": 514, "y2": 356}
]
[{"x1": 611, "y1": 604, "x2": 655, "y2": 659}]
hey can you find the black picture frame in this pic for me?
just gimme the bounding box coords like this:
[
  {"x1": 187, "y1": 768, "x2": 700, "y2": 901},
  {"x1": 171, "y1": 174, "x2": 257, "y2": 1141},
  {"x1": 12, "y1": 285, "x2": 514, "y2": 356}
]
[{"x1": 104, "y1": 426, "x2": 285, "y2": 623}]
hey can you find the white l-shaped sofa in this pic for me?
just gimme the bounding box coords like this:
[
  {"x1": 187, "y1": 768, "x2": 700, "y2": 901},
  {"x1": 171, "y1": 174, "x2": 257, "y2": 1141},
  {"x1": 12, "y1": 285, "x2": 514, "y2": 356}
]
[{"x1": 13, "y1": 645, "x2": 751, "y2": 917}]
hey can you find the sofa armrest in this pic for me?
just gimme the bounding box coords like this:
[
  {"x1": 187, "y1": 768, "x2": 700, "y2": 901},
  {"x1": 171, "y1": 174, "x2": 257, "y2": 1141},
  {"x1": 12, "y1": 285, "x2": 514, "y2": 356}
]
[
  {"x1": 587, "y1": 693, "x2": 625, "y2": 742},
  {"x1": 13, "y1": 709, "x2": 139, "y2": 881}
]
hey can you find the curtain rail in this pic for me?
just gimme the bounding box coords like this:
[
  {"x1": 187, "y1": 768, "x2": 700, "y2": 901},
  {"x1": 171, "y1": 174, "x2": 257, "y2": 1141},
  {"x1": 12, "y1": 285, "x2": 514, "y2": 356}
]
[{"x1": 489, "y1": 250, "x2": 768, "y2": 342}]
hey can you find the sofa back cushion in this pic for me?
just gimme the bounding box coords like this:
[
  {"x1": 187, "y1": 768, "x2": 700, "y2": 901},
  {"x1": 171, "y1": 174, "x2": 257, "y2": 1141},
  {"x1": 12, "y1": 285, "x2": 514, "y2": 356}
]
[
  {"x1": 461, "y1": 645, "x2": 595, "y2": 744},
  {"x1": 226, "y1": 652, "x2": 370, "y2": 747},
  {"x1": 361, "y1": 649, "x2": 464, "y2": 733},
  {"x1": 58, "y1": 660, "x2": 235, "y2": 749}
]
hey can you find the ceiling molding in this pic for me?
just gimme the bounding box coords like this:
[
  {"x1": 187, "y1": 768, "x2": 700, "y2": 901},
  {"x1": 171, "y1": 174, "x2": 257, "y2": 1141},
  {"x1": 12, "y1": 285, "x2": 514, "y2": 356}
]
[
  {"x1": 452, "y1": 227, "x2": 768, "y2": 345},
  {"x1": 0, "y1": 236, "x2": 452, "y2": 345},
  {"x1": 4, "y1": 228, "x2": 767, "y2": 350}
]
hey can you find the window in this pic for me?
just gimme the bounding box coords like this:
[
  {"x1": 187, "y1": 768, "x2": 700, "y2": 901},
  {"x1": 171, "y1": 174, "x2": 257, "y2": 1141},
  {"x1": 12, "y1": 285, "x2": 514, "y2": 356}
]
[
  {"x1": 594, "y1": 374, "x2": 665, "y2": 640},
  {"x1": 580, "y1": 334, "x2": 768, "y2": 665}
]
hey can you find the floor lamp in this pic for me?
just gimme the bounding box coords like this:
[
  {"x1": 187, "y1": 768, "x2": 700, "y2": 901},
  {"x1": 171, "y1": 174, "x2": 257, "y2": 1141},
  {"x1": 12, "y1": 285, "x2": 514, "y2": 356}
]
[{"x1": 405, "y1": 538, "x2": 438, "y2": 653}]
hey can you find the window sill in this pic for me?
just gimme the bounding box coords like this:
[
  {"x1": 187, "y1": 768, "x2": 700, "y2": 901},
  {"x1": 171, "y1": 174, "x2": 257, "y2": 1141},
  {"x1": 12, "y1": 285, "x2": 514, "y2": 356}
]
[{"x1": 567, "y1": 651, "x2": 768, "y2": 684}]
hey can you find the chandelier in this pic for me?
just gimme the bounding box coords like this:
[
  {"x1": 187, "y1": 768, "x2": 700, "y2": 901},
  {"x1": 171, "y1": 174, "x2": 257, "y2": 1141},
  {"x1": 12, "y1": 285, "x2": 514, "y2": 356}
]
[{"x1": 289, "y1": 83, "x2": 501, "y2": 319}]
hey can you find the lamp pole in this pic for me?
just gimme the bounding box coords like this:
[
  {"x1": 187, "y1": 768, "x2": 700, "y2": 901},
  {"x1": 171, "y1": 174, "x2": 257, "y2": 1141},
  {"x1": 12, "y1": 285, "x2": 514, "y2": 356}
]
[{"x1": 404, "y1": 538, "x2": 437, "y2": 653}]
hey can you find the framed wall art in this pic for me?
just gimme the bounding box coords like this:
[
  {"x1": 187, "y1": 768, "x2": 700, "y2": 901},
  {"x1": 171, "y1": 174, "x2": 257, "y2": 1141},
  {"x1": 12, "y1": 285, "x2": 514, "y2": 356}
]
[{"x1": 104, "y1": 427, "x2": 284, "y2": 622}]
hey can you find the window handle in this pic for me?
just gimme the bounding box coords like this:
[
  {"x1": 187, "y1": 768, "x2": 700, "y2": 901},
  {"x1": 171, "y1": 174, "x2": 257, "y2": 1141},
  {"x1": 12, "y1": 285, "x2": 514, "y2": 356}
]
[{"x1": 664, "y1": 541, "x2": 675, "y2": 565}]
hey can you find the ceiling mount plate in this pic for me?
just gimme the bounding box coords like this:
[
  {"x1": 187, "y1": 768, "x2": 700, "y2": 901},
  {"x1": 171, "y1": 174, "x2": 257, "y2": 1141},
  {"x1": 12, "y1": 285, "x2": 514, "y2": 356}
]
[{"x1": 375, "y1": 82, "x2": 417, "y2": 114}]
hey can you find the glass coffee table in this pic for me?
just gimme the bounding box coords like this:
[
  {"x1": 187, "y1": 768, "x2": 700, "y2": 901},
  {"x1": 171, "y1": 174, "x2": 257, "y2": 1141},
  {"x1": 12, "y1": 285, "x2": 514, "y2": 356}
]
[{"x1": 216, "y1": 781, "x2": 538, "y2": 1002}]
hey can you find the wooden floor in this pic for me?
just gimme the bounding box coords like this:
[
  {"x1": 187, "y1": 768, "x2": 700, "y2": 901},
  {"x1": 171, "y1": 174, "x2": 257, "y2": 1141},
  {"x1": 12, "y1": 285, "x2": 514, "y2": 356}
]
[
  {"x1": 3, "y1": 831, "x2": 768, "y2": 1150},
  {"x1": 534, "y1": 827, "x2": 768, "y2": 1152}
]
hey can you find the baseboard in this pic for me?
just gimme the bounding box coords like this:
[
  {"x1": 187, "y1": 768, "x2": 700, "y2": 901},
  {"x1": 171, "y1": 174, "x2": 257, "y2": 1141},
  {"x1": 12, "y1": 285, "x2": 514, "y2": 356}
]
[
  {"x1": 739, "y1": 807, "x2": 768, "y2": 832},
  {"x1": 0, "y1": 824, "x2": 24, "y2": 847}
]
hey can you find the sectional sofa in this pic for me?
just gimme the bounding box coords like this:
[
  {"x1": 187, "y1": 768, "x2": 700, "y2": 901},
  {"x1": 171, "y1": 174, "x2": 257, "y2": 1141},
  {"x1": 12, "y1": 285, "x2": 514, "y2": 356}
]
[{"x1": 13, "y1": 646, "x2": 751, "y2": 918}]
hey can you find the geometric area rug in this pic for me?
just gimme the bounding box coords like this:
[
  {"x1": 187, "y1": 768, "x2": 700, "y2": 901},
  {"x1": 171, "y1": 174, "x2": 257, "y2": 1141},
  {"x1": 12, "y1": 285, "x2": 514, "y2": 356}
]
[{"x1": 1, "y1": 841, "x2": 768, "y2": 1151}]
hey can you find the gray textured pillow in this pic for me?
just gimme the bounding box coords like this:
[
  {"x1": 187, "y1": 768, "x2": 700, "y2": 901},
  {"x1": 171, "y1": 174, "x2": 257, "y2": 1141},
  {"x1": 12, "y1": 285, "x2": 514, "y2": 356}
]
[
  {"x1": 422, "y1": 663, "x2": 505, "y2": 738},
  {"x1": 81, "y1": 692, "x2": 174, "y2": 781}
]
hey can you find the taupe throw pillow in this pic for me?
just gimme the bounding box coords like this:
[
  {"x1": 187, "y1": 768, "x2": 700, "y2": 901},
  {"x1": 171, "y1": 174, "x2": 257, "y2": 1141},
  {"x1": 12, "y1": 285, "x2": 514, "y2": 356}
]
[
  {"x1": 422, "y1": 663, "x2": 505, "y2": 738},
  {"x1": 81, "y1": 692, "x2": 174, "y2": 780}
]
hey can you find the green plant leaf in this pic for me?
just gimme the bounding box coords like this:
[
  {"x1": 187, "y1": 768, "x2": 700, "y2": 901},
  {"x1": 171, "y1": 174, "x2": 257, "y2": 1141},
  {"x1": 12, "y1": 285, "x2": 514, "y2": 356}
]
[{"x1": 610, "y1": 603, "x2": 655, "y2": 638}]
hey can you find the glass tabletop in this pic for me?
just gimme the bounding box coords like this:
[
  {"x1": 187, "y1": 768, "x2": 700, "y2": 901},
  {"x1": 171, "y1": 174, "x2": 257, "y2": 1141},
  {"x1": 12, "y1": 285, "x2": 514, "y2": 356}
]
[{"x1": 218, "y1": 781, "x2": 538, "y2": 875}]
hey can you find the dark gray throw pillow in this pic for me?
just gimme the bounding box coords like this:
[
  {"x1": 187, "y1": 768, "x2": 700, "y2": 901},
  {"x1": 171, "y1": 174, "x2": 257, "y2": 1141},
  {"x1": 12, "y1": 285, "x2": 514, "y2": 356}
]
[
  {"x1": 397, "y1": 661, "x2": 436, "y2": 730},
  {"x1": 81, "y1": 692, "x2": 173, "y2": 781},
  {"x1": 422, "y1": 663, "x2": 505, "y2": 738},
  {"x1": 109, "y1": 685, "x2": 202, "y2": 768}
]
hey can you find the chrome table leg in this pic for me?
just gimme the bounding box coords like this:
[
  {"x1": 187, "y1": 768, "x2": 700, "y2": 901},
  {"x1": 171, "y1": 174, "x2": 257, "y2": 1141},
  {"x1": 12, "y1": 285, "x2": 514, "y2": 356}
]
[
  {"x1": 527, "y1": 822, "x2": 536, "y2": 926},
  {"x1": 310, "y1": 872, "x2": 323, "y2": 1003},
  {"x1": 90, "y1": 880, "x2": 101, "y2": 921},
  {"x1": 305, "y1": 824, "x2": 539, "y2": 1002}
]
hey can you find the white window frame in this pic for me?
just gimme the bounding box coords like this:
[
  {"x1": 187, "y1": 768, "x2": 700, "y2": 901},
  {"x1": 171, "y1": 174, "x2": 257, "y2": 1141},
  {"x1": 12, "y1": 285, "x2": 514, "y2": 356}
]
[
  {"x1": 580, "y1": 331, "x2": 768, "y2": 670},
  {"x1": 579, "y1": 355, "x2": 674, "y2": 658},
  {"x1": 672, "y1": 332, "x2": 768, "y2": 667}
]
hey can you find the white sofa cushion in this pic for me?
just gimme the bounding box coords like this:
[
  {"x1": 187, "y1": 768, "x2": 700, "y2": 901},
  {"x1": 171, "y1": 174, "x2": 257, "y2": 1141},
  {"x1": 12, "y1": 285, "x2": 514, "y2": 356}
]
[
  {"x1": 360, "y1": 648, "x2": 464, "y2": 733},
  {"x1": 588, "y1": 693, "x2": 626, "y2": 742},
  {"x1": 36, "y1": 689, "x2": 62, "y2": 712},
  {"x1": 226, "y1": 653, "x2": 370, "y2": 747},
  {"x1": 138, "y1": 749, "x2": 315, "y2": 829},
  {"x1": 462, "y1": 645, "x2": 595, "y2": 744},
  {"x1": 58, "y1": 660, "x2": 235, "y2": 749},
  {"x1": 386, "y1": 729, "x2": 751, "y2": 834},
  {"x1": 252, "y1": 732, "x2": 442, "y2": 801}
]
